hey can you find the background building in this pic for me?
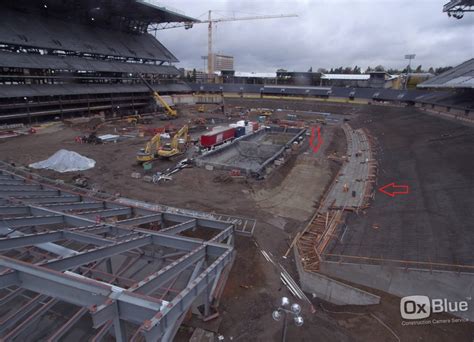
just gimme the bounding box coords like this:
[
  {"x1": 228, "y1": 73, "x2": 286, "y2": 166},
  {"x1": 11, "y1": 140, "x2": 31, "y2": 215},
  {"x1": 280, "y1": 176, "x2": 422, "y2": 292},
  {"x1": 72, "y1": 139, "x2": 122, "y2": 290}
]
[{"x1": 212, "y1": 54, "x2": 234, "y2": 71}]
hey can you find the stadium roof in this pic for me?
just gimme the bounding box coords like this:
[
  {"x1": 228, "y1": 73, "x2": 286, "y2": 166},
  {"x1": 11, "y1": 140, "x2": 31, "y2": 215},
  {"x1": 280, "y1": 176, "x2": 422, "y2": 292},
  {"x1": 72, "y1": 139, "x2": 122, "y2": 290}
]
[
  {"x1": 418, "y1": 58, "x2": 474, "y2": 89},
  {"x1": 322, "y1": 74, "x2": 370, "y2": 80},
  {"x1": 5, "y1": 0, "x2": 198, "y2": 26},
  {"x1": 443, "y1": 0, "x2": 474, "y2": 12}
]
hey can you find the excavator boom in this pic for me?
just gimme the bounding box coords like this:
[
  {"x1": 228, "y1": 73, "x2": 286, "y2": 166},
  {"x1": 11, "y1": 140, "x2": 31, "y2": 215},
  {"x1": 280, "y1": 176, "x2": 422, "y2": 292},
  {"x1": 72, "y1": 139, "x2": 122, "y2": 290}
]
[
  {"x1": 136, "y1": 132, "x2": 162, "y2": 163},
  {"x1": 139, "y1": 75, "x2": 177, "y2": 117},
  {"x1": 158, "y1": 125, "x2": 188, "y2": 158}
]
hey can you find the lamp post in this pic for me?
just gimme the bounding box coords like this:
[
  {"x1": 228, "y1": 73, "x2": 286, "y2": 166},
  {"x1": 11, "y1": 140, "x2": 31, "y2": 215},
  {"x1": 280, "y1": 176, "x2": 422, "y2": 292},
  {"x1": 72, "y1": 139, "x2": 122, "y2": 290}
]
[
  {"x1": 404, "y1": 54, "x2": 416, "y2": 90},
  {"x1": 272, "y1": 297, "x2": 304, "y2": 342}
]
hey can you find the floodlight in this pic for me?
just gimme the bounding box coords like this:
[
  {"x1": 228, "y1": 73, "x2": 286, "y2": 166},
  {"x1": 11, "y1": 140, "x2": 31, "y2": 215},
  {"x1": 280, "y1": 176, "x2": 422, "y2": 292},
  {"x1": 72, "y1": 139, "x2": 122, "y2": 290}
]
[
  {"x1": 291, "y1": 303, "x2": 301, "y2": 315},
  {"x1": 281, "y1": 297, "x2": 290, "y2": 307},
  {"x1": 272, "y1": 310, "x2": 282, "y2": 321},
  {"x1": 294, "y1": 316, "x2": 304, "y2": 327}
]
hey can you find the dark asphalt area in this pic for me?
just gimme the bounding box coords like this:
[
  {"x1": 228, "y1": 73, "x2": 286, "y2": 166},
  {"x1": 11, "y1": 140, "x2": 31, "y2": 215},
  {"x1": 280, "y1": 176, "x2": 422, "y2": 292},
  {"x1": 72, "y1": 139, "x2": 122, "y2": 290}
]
[{"x1": 330, "y1": 106, "x2": 474, "y2": 266}]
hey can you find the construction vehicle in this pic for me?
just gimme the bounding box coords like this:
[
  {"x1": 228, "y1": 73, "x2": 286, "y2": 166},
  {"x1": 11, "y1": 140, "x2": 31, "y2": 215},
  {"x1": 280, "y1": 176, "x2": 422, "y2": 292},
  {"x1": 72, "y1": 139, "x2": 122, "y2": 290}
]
[
  {"x1": 139, "y1": 75, "x2": 177, "y2": 118},
  {"x1": 158, "y1": 125, "x2": 189, "y2": 158},
  {"x1": 136, "y1": 132, "x2": 162, "y2": 163},
  {"x1": 316, "y1": 118, "x2": 327, "y2": 125},
  {"x1": 126, "y1": 114, "x2": 152, "y2": 125}
]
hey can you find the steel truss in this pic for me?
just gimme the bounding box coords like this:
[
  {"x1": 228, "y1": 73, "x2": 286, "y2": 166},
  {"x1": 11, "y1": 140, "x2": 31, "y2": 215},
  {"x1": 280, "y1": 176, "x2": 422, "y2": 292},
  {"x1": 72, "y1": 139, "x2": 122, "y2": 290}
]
[{"x1": 0, "y1": 169, "x2": 235, "y2": 341}]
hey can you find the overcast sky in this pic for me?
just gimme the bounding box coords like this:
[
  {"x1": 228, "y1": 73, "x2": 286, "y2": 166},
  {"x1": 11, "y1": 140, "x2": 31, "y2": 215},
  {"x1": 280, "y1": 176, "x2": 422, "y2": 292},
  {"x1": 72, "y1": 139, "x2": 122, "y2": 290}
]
[{"x1": 155, "y1": 0, "x2": 474, "y2": 72}]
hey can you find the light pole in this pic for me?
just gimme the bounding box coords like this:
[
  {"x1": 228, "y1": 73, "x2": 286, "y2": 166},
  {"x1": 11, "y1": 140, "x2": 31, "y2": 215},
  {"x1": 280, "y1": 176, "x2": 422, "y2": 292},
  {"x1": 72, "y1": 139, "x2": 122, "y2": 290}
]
[
  {"x1": 404, "y1": 54, "x2": 416, "y2": 90},
  {"x1": 272, "y1": 297, "x2": 304, "y2": 342}
]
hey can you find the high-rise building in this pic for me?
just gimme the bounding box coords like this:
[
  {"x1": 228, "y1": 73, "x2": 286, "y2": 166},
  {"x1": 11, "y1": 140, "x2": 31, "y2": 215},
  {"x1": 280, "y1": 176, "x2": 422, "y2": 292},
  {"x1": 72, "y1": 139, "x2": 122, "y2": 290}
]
[{"x1": 212, "y1": 54, "x2": 234, "y2": 71}]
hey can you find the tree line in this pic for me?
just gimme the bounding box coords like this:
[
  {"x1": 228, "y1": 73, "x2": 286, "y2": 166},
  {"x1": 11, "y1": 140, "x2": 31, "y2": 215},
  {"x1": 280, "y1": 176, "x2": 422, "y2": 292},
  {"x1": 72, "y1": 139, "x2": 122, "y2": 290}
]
[{"x1": 313, "y1": 65, "x2": 452, "y2": 75}]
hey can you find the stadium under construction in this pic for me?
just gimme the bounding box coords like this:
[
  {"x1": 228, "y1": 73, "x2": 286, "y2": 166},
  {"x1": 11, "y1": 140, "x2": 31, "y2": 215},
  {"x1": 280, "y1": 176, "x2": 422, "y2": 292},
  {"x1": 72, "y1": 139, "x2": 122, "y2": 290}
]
[{"x1": 0, "y1": 1, "x2": 473, "y2": 341}]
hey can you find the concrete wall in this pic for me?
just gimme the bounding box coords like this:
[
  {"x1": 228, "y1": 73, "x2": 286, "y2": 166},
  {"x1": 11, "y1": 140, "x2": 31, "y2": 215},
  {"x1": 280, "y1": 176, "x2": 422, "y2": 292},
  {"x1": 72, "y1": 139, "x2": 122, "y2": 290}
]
[
  {"x1": 195, "y1": 94, "x2": 223, "y2": 104},
  {"x1": 320, "y1": 261, "x2": 474, "y2": 321},
  {"x1": 293, "y1": 248, "x2": 380, "y2": 305},
  {"x1": 172, "y1": 94, "x2": 195, "y2": 105}
]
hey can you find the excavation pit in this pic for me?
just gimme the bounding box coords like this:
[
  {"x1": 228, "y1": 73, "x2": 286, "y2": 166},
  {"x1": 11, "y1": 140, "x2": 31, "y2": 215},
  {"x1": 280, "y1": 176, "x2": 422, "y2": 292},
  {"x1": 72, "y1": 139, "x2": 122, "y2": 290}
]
[{"x1": 195, "y1": 126, "x2": 306, "y2": 177}]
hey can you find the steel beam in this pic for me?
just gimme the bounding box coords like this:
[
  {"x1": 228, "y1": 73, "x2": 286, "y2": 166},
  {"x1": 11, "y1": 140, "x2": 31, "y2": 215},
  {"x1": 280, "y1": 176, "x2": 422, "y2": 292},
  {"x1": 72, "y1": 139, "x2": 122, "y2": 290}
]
[
  {"x1": 140, "y1": 248, "x2": 234, "y2": 341},
  {"x1": 131, "y1": 245, "x2": 206, "y2": 295},
  {"x1": 210, "y1": 226, "x2": 234, "y2": 244},
  {"x1": 43, "y1": 201, "x2": 105, "y2": 211},
  {"x1": 2, "y1": 298, "x2": 58, "y2": 340},
  {"x1": 63, "y1": 230, "x2": 115, "y2": 246},
  {"x1": 0, "y1": 294, "x2": 47, "y2": 333},
  {"x1": 0, "y1": 205, "x2": 30, "y2": 215},
  {"x1": 196, "y1": 218, "x2": 233, "y2": 230},
  {"x1": 0, "y1": 184, "x2": 42, "y2": 191},
  {"x1": 46, "y1": 307, "x2": 88, "y2": 342},
  {"x1": 0, "y1": 168, "x2": 237, "y2": 341},
  {"x1": 40, "y1": 235, "x2": 152, "y2": 271},
  {"x1": 16, "y1": 195, "x2": 82, "y2": 204},
  {"x1": 29, "y1": 206, "x2": 100, "y2": 227},
  {"x1": 0, "y1": 179, "x2": 26, "y2": 185},
  {"x1": 160, "y1": 219, "x2": 197, "y2": 235},
  {"x1": 118, "y1": 213, "x2": 163, "y2": 226},
  {"x1": 0, "y1": 189, "x2": 59, "y2": 196},
  {"x1": 0, "y1": 256, "x2": 163, "y2": 324},
  {"x1": 150, "y1": 234, "x2": 203, "y2": 253},
  {"x1": 79, "y1": 208, "x2": 133, "y2": 219},
  {"x1": 0, "y1": 214, "x2": 64, "y2": 227},
  {"x1": 0, "y1": 231, "x2": 63, "y2": 250}
]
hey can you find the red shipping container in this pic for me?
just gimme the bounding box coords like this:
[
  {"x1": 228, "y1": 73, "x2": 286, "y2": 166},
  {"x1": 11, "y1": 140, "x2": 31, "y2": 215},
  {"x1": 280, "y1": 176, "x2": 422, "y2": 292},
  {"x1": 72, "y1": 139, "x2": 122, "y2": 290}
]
[{"x1": 200, "y1": 126, "x2": 236, "y2": 147}]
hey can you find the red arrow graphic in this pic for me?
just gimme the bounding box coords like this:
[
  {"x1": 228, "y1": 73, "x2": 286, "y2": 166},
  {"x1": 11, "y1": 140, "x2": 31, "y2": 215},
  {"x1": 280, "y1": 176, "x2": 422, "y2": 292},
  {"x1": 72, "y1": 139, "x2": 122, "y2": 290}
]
[
  {"x1": 378, "y1": 183, "x2": 410, "y2": 197},
  {"x1": 309, "y1": 126, "x2": 323, "y2": 154}
]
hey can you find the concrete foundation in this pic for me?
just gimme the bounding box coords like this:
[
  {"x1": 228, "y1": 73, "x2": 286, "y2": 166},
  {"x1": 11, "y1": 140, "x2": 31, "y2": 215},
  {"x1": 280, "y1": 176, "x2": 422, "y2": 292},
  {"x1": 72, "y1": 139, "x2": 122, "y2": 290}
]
[
  {"x1": 320, "y1": 261, "x2": 474, "y2": 321},
  {"x1": 294, "y1": 248, "x2": 380, "y2": 305},
  {"x1": 196, "y1": 127, "x2": 305, "y2": 176}
]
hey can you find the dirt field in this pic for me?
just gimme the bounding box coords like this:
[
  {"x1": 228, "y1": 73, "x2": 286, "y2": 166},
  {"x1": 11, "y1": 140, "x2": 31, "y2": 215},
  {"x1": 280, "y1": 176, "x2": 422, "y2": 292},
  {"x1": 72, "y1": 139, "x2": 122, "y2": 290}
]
[{"x1": 1, "y1": 100, "x2": 473, "y2": 341}]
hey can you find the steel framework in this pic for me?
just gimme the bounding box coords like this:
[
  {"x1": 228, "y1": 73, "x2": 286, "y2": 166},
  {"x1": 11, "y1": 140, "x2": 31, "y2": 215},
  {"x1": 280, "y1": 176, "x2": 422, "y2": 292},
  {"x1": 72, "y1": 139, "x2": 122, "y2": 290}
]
[{"x1": 0, "y1": 167, "x2": 235, "y2": 341}]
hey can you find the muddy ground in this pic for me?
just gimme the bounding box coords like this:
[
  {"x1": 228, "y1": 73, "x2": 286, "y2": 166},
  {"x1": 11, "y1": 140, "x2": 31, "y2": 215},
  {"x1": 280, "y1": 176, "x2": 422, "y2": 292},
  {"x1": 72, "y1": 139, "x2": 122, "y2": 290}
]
[{"x1": 0, "y1": 100, "x2": 472, "y2": 341}]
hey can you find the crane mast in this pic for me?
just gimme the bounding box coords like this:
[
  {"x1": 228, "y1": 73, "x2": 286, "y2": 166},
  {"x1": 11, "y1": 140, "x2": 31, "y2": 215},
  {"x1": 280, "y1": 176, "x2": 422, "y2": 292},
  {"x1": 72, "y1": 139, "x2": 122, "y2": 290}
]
[
  {"x1": 208, "y1": 10, "x2": 213, "y2": 78},
  {"x1": 205, "y1": 11, "x2": 298, "y2": 77},
  {"x1": 149, "y1": 11, "x2": 298, "y2": 78}
]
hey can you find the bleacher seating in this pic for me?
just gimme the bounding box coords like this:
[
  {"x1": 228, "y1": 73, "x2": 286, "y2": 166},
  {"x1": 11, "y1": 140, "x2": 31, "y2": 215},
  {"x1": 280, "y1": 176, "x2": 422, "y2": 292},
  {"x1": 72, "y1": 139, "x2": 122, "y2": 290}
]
[
  {"x1": 0, "y1": 51, "x2": 180, "y2": 75},
  {"x1": 0, "y1": 7, "x2": 177, "y2": 62}
]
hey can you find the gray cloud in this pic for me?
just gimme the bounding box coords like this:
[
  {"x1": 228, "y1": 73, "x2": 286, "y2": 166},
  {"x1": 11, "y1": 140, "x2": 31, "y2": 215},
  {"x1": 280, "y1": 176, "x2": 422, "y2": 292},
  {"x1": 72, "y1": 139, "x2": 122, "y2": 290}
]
[{"x1": 155, "y1": 0, "x2": 474, "y2": 72}]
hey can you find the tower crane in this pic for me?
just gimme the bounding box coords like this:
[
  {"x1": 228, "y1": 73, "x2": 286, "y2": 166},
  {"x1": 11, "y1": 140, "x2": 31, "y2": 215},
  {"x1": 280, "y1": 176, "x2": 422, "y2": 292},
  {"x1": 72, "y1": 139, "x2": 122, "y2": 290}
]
[{"x1": 149, "y1": 11, "x2": 298, "y2": 76}]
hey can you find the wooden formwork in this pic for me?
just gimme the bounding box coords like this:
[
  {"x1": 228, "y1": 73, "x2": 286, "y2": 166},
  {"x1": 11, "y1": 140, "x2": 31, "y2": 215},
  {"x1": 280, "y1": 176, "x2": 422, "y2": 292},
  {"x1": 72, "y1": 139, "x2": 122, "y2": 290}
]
[{"x1": 296, "y1": 126, "x2": 378, "y2": 272}]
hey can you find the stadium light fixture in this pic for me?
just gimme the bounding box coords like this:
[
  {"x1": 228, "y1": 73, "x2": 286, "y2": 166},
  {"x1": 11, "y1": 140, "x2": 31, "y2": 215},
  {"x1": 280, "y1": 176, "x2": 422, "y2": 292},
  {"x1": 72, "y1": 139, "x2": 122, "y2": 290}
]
[
  {"x1": 404, "y1": 54, "x2": 416, "y2": 90},
  {"x1": 272, "y1": 297, "x2": 304, "y2": 341}
]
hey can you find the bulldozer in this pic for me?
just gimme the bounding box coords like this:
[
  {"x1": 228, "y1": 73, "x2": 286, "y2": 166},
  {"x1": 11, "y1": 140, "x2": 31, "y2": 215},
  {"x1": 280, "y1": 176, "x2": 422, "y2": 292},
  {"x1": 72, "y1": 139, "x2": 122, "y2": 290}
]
[
  {"x1": 136, "y1": 131, "x2": 162, "y2": 163},
  {"x1": 157, "y1": 125, "x2": 189, "y2": 159}
]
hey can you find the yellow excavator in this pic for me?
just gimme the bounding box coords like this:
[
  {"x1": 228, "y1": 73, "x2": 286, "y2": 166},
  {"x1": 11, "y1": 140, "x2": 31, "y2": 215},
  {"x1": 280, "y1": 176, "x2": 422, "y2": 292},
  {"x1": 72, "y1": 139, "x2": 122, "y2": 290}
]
[
  {"x1": 136, "y1": 132, "x2": 162, "y2": 163},
  {"x1": 158, "y1": 125, "x2": 189, "y2": 158},
  {"x1": 140, "y1": 75, "x2": 177, "y2": 118}
]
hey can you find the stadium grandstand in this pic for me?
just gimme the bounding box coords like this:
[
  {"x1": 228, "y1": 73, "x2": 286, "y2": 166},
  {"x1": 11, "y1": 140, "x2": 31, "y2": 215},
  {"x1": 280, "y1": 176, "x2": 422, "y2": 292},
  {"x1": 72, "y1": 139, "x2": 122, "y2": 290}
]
[
  {"x1": 415, "y1": 58, "x2": 474, "y2": 114},
  {"x1": 0, "y1": 0, "x2": 197, "y2": 122},
  {"x1": 192, "y1": 58, "x2": 474, "y2": 119}
]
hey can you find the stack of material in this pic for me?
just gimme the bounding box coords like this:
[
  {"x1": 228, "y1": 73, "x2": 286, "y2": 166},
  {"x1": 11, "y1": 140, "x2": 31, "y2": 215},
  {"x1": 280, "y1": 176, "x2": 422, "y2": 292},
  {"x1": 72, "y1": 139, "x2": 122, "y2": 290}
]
[{"x1": 29, "y1": 149, "x2": 96, "y2": 172}]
